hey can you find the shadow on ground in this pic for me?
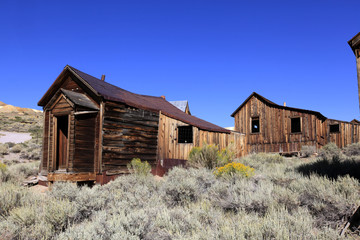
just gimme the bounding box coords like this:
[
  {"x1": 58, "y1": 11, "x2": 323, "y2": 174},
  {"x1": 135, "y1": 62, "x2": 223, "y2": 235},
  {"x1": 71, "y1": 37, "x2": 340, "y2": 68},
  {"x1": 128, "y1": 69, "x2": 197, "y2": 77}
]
[{"x1": 297, "y1": 159, "x2": 360, "y2": 181}]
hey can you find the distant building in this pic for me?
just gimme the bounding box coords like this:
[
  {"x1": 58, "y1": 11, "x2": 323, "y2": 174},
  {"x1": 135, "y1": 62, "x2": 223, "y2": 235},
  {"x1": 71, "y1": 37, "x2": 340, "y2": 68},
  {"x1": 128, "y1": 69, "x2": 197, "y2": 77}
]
[
  {"x1": 169, "y1": 100, "x2": 191, "y2": 115},
  {"x1": 231, "y1": 92, "x2": 360, "y2": 154}
]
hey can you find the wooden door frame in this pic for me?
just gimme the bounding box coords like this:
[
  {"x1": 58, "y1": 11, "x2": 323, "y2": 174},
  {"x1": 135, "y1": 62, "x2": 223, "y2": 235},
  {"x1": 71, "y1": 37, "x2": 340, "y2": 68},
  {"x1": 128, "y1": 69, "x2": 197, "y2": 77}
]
[{"x1": 52, "y1": 114, "x2": 70, "y2": 172}]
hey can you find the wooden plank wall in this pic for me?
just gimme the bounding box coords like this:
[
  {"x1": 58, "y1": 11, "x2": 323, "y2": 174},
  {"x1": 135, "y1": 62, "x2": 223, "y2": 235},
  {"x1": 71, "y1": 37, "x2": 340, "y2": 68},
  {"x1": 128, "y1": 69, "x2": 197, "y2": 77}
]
[
  {"x1": 234, "y1": 96, "x2": 326, "y2": 154},
  {"x1": 72, "y1": 114, "x2": 97, "y2": 172},
  {"x1": 157, "y1": 113, "x2": 245, "y2": 161},
  {"x1": 41, "y1": 110, "x2": 50, "y2": 173},
  {"x1": 102, "y1": 101, "x2": 159, "y2": 173},
  {"x1": 326, "y1": 119, "x2": 360, "y2": 148}
]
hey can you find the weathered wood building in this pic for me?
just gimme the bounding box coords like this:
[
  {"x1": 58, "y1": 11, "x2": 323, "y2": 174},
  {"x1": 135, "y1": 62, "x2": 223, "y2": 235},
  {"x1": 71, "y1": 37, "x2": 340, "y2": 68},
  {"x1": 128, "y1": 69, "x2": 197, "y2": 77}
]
[
  {"x1": 38, "y1": 65, "x2": 243, "y2": 184},
  {"x1": 231, "y1": 92, "x2": 360, "y2": 154}
]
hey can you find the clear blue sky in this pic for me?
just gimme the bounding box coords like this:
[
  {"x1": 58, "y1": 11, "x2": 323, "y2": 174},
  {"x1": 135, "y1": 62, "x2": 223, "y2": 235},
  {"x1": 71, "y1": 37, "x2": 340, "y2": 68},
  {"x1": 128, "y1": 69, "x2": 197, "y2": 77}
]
[{"x1": 1, "y1": 0, "x2": 359, "y2": 127}]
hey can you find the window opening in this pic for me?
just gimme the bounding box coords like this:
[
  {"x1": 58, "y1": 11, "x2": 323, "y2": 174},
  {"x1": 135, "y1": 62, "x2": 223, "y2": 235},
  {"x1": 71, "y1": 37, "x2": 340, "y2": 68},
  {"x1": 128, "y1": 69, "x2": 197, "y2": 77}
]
[
  {"x1": 178, "y1": 126, "x2": 193, "y2": 143},
  {"x1": 330, "y1": 124, "x2": 340, "y2": 133},
  {"x1": 291, "y1": 117, "x2": 301, "y2": 133},
  {"x1": 251, "y1": 117, "x2": 260, "y2": 133}
]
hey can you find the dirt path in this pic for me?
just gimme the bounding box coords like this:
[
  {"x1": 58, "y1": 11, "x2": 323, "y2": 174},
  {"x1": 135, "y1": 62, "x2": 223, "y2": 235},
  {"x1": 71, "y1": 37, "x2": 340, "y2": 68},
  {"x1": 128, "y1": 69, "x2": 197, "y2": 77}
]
[{"x1": 0, "y1": 131, "x2": 32, "y2": 144}]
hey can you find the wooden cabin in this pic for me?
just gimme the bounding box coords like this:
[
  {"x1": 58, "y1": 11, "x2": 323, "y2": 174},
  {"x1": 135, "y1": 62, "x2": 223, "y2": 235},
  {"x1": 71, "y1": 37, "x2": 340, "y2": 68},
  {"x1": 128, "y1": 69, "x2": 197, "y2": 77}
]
[
  {"x1": 38, "y1": 65, "x2": 243, "y2": 184},
  {"x1": 231, "y1": 92, "x2": 360, "y2": 155}
]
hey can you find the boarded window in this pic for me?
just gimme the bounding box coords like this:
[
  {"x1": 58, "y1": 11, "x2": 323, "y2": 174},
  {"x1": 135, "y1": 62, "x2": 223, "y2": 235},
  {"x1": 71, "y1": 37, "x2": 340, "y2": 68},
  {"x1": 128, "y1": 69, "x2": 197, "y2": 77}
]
[
  {"x1": 178, "y1": 126, "x2": 193, "y2": 143},
  {"x1": 251, "y1": 117, "x2": 260, "y2": 133},
  {"x1": 291, "y1": 117, "x2": 301, "y2": 133},
  {"x1": 330, "y1": 124, "x2": 340, "y2": 133}
]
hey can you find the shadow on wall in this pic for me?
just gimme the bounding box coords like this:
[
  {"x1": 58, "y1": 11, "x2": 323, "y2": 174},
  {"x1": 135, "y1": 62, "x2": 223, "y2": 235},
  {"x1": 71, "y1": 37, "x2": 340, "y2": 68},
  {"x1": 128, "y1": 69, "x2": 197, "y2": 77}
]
[{"x1": 297, "y1": 159, "x2": 360, "y2": 181}]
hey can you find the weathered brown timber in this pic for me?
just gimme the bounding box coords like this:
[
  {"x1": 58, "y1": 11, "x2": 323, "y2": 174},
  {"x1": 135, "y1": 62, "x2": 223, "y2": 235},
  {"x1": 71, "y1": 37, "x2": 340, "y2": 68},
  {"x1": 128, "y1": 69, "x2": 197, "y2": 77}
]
[
  {"x1": 232, "y1": 93, "x2": 327, "y2": 154},
  {"x1": 326, "y1": 119, "x2": 360, "y2": 148},
  {"x1": 157, "y1": 113, "x2": 245, "y2": 160},
  {"x1": 232, "y1": 92, "x2": 360, "y2": 155},
  {"x1": 38, "y1": 65, "x2": 237, "y2": 184},
  {"x1": 102, "y1": 101, "x2": 159, "y2": 171}
]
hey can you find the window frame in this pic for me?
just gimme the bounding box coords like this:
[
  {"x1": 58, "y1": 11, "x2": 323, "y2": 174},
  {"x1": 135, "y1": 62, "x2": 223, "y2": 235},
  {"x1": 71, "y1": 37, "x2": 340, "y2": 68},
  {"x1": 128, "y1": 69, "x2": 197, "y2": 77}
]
[
  {"x1": 290, "y1": 116, "x2": 302, "y2": 134},
  {"x1": 177, "y1": 125, "x2": 193, "y2": 143},
  {"x1": 251, "y1": 116, "x2": 260, "y2": 134}
]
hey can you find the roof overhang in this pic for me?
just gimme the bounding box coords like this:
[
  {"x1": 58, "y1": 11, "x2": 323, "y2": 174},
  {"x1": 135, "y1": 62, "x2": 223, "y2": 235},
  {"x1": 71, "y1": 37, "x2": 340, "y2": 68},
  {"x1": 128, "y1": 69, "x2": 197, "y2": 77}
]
[{"x1": 348, "y1": 32, "x2": 360, "y2": 54}]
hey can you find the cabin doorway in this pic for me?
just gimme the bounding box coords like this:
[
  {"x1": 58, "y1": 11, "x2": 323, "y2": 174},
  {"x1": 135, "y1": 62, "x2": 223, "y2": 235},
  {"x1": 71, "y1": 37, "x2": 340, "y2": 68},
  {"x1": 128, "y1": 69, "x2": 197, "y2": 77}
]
[{"x1": 56, "y1": 115, "x2": 68, "y2": 170}]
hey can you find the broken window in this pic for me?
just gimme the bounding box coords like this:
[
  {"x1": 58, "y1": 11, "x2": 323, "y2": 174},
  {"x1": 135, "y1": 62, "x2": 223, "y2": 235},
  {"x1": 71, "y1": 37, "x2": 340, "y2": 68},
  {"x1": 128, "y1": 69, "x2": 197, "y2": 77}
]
[
  {"x1": 251, "y1": 117, "x2": 260, "y2": 133},
  {"x1": 178, "y1": 126, "x2": 193, "y2": 143},
  {"x1": 330, "y1": 124, "x2": 340, "y2": 133},
  {"x1": 291, "y1": 117, "x2": 301, "y2": 133}
]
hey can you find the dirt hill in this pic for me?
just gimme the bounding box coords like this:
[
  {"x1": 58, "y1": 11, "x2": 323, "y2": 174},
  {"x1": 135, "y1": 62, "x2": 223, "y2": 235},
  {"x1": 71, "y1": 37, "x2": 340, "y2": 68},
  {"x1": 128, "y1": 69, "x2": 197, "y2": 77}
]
[{"x1": 0, "y1": 101, "x2": 42, "y2": 115}]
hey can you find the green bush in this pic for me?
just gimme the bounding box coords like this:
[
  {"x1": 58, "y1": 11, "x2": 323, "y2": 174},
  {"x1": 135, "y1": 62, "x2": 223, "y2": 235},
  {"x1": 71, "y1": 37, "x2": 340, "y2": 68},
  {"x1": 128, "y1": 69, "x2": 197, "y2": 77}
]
[
  {"x1": 127, "y1": 158, "x2": 151, "y2": 176},
  {"x1": 188, "y1": 143, "x2": 236, "y2": 169}
]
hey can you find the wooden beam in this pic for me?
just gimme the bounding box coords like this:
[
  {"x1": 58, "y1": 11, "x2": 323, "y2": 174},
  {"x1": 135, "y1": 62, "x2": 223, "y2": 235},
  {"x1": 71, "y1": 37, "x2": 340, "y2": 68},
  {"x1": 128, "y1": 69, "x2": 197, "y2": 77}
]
[{"x1": 47, "y1": 172, "x2": 96, "y2": 182}]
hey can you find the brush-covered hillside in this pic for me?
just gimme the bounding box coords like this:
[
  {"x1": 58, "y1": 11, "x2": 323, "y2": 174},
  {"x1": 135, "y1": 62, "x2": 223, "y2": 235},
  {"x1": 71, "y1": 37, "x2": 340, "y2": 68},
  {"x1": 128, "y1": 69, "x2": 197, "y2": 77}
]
[{"x1": 0, "y1": 101, "x2": 43, "y2": 133}]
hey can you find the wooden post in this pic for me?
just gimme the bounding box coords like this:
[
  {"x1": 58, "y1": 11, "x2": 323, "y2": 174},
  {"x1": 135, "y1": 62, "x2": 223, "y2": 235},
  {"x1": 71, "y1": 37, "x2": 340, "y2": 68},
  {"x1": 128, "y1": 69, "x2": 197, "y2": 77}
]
[{"x1": 356, "y1": 49, "x2": 360, "y2": 113}]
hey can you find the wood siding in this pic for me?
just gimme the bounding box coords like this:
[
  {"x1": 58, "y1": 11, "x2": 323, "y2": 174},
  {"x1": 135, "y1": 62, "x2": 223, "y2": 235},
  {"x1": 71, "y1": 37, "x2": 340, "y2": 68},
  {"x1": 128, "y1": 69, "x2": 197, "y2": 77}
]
[
  {"x1": 234, "y1": 96, "x2": 326, "y2": 154},
  {"x1": 41, "y1": 110, "x2": 50, "y2": 173},
  {"x1": 326, "y1": 119, "x2": 360, "y2": 148},
  {"x1": 73, "y1": 114, "x2": 97, "y2": 172},
  {"x1": 102, "y1": 101, "x2": 159, "y2": 172},
  {"x1": 157, "y1": 114, "x2": 245, "y2": 160}
]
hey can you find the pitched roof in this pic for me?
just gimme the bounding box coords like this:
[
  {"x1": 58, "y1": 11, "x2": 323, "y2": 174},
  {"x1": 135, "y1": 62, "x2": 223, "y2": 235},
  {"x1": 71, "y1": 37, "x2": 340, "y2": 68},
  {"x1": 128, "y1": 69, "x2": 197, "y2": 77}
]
[
  {"x1": 41, "y1": 65, "x2": 229, "y2": 133},
  {"x1": 231, "y1": 92, "x2": 327, "y2": 120},
  {"x1": 169, "y1": 100, "x2": 189, "y2": 112},
  {"x1": 61, "y1": 89, "x2": 99, "y2": 110}
]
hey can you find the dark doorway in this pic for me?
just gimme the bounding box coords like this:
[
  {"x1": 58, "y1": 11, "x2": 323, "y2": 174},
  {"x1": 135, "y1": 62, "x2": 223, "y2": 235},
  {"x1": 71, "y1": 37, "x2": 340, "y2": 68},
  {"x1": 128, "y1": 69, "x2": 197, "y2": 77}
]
[{"x1": 56, "y1": 115, "x2": 68, "y2": 170}]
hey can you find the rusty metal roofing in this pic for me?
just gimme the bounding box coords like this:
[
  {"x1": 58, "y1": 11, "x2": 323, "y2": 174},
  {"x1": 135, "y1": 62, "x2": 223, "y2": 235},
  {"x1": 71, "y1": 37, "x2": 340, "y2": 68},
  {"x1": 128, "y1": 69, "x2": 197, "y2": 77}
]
[
  {"x1": 66, "y1": 66, "x2": 229, "y2": 133},
  {"x1": 231, "y1": 92, "x2": 327, "y2": 120},
  {"x1": 61, "y1": 89, "x2": 99, "y2": 110}
]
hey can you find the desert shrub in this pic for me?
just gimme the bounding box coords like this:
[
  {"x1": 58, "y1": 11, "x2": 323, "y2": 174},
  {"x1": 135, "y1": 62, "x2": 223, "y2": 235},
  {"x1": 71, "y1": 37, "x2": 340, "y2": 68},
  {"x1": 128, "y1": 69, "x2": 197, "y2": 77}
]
[
  {"x1": 127, "y1": 158, "x2": 151, "y2": 176},
  {"x1": 301, "y1": 145, "x2": 317, "y2": 157},
  {"x1": 217, "y1": 142, "x2": 237, "y2": 166},
  {"x1": 188, "y1": 143, "x2": 236, "y2": 169},
  {"x1": 188, "y1": 144, "x2": 219, "y2": 169},
  {"x1": 50, "y1": 181, "x2": 79, "y2": 201},
  {"x1": 7, "y1": 161, "x2": 39, "y2": 180},
  {"x1": 5, "y1": 142, "x2": 15, "y2": 148},
  {"x1": 0, "y1": 183, "x2": 34, "y2": 217},
  {"x1": 343, "y1": 142, "x2": 360, "y2": 157},
  {"x1": 44, "y1": 199, "x2": 77, "y2": 233},
  {"x1": 0, "y1": 143, "x2": 9, "y2": 155},
  {"x1": 214, "y1": 162, "x2": 254, "y2": 178},
  {"x1": 318, "y1": 142, "x2": 343, "y2": 162},
  {"x1": 161, "y1": 167, "x2": 215, "y2": 207},
  {"x1": 21, "y1": 148, "x2": 41, "y2": 160},
  {"x1": 72, "y1": 185, "x2": 108, "y2": 222},
  {"x1": 10, "y1": 144, "x2": 23, "y2": 153},
  {"x1": 0, "y1": 162, "x2": 11, "y2": 182},
  {"x1": 289, "y1": 175, "x2": 357, "y2": 229},
  {"x1": 209, "y1": 177, "x2": 273, "y2": 215},
  {"x1": 162, "y1": 168, "x2": 200, "y2": 206}
]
